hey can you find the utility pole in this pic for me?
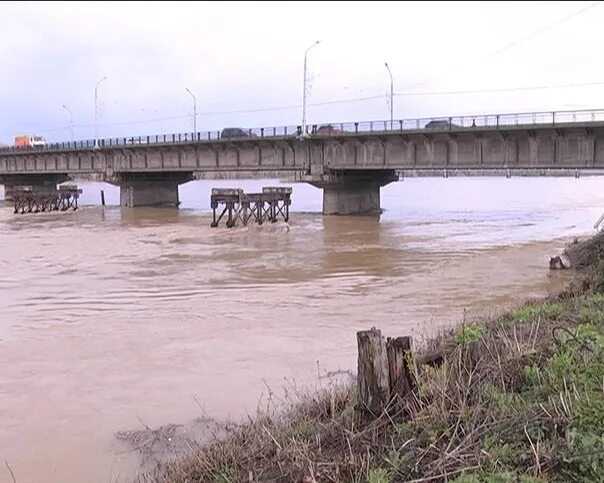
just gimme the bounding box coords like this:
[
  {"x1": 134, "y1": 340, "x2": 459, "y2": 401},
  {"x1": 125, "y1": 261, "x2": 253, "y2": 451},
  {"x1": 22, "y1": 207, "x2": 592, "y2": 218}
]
[
  {"x1": 384, "y1": 62, "x2": 394, "y2": 128},
  {"x1": 302, "y1": 40, "x2": 320, "y2": 136},
  {"x1": 185, "y1": 88, "x2": 197, "y2": 135},
  {"x1": 94, "y1": 76, "x2": 108, "y2": 148},
  {"x1": 62, "y1": 104, "x2": 74, "y2": 141}
]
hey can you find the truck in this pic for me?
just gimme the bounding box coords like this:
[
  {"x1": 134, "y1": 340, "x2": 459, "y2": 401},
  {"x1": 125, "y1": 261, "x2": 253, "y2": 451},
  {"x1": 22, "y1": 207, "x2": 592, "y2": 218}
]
[{"x1": 15, "y1": 134, "x2": 46, "y2": 148}]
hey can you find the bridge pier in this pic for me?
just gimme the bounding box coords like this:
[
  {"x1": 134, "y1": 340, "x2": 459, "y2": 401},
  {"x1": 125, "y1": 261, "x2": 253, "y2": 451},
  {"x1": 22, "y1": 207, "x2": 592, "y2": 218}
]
[
  {"x1": 308, "y1": 170, "x2": 398, "y2": 215},
  {"x1": 323, "y1": 184, "x2": 381, "y2": 215},
  {"x1": 116, "y1": 173, "x2": 194, "y2": 208}
]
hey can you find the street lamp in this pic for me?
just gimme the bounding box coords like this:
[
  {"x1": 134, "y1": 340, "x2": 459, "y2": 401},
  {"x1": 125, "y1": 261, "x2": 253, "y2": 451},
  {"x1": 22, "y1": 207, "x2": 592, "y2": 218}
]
[
  {"x1": 302, "y1": 40, "x2": 320, "y2": 136},
  {"x1": 62, "y1": 104, "x2": 74, "y2": 142},
  {"x1": 185, "y1": 88, "x2": 197, "y2": 135},
  {"x1": 94, "y1": 76, "x2": 108, "y2": 148},
  {"x1": 384, "y1": 62, "x2": 394, "y2": 128}
]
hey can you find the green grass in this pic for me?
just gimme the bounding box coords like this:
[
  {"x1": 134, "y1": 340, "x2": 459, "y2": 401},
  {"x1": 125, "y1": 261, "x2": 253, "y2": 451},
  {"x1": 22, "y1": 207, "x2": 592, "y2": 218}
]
[
  {"x1": 504, "y1": 301, "x2": 565, "y2": 325},
  {"x1": 455, "y1": 323, "x2": 486, "y2": 346}
]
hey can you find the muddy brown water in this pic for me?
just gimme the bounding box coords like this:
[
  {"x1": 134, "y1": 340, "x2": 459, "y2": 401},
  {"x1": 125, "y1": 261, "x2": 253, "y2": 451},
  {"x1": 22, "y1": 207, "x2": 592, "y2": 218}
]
[{"x1": 1, "y1": 177, "x2": 603, "y2": 482}]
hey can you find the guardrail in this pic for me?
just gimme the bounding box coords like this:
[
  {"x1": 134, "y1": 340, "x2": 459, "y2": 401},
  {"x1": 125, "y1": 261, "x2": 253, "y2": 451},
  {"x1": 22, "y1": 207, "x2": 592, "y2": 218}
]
[{"x1": 3, "y1": 108, "x2": 604, "y2": 154}]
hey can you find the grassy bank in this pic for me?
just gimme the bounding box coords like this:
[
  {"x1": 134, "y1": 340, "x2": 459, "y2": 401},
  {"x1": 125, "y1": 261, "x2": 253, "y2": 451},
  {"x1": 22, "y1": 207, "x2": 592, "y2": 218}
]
[{"x1": 144, "y1": 239, "x2": 604, "y2": 483}]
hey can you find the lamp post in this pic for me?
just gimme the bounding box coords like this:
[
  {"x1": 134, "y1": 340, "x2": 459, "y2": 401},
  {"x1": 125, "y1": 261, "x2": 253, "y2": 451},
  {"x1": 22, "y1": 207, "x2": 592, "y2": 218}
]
[
  {"x1": 62, "y1": 104, "x2": 73, "y2": 142},
  {"x1": 185, "y1": 88, "x2": 197, "y2": 135},
  {"x1": 302, "y1": 40, "x2": 320, "y2": 136},
  {"x1": 384, "y1": 62, "x2": 394, "y2": 129},
  {"x1": 94, "y1": 76, "x2": 108, "y2": 148}
]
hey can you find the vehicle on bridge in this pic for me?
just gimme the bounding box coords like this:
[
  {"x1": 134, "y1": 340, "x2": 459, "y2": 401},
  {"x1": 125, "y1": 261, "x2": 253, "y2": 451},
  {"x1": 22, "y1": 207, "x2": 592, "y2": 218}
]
[
  {"x1": 220, "y1": 127, "x2": 256, "y2": 139},
  {"x1": 424, "y1": 120, "x2": 454, "y2": 130},
  {"x1": 15, "y1": 134, "x2": 46, "y2": 148},
  {"x1": 313, "y1": 124, "x2": 341, "y2": 136},
  {"x1": 424, "y1": 119, "x2": 464, "y2": 131}
]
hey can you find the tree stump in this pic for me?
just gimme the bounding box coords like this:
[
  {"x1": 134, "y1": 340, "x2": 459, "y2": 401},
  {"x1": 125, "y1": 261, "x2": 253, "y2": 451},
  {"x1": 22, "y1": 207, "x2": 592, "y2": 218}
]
[
  {"x1": 386, "y1": 336, "x2": 414, "y2": 402},
  {"x1": 357, "y1": 327, "x2": 390, "y2": 421}
]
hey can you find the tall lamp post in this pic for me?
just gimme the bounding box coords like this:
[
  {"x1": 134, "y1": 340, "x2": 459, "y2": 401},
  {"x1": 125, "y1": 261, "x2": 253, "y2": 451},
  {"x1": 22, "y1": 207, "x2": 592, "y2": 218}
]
[
  {"x1": 62, "y1": 104, "x2": 74, "y2": 142},
  {"x1": 94, "y1": 76, "x2": 108, "y2": 148},
  {"x1": 302, "y1": 40, "x2": 320, "y2": 136},
  {"x1": 384, "y1": 62, "x2": 394, "y2": 128},
  {"x1": 185, "y1": 88, "x2": 197, "y2": 135}
]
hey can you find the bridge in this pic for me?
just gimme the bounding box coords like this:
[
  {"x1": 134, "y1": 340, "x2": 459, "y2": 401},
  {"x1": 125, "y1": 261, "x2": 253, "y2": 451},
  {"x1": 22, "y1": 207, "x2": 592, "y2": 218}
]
[{"x1": 1, "y1": 108, "x2": 604, "y2": 215}]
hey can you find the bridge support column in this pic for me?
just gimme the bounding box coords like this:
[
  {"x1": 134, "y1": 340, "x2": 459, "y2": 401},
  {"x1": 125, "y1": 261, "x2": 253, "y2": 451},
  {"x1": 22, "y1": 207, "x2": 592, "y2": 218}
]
[
  {"x1": 308, "y1": 170, "x2": 398, "y2": 216},
  {"x1": 322, "y1": 184, "x2": 381, "y2": 215},
  {"x1": 116, "y1": 173, "x2": 194, "y2": 208}
]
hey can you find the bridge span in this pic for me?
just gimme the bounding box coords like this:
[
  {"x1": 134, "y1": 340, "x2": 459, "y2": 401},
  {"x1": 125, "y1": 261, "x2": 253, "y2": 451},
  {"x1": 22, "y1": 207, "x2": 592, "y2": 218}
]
[{"x1": 2, "y1": 109, "x2": 604, "y2": 215}]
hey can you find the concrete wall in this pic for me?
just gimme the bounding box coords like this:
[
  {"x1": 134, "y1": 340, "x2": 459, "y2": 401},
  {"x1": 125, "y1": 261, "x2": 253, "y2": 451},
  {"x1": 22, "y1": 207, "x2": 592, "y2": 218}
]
[
  {"x1": 119, "y1": 179, "x2": 180, "y2": 207},
  {"x1": 323, "y1": 184, "x2": 380, "y2": 215}
]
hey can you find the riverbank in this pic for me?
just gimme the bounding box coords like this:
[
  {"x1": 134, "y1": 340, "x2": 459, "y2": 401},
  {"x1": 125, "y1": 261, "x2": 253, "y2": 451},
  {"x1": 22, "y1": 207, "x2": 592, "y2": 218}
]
[{"x1": 136, "y1": 234, "x2": 604, "y2": 482}]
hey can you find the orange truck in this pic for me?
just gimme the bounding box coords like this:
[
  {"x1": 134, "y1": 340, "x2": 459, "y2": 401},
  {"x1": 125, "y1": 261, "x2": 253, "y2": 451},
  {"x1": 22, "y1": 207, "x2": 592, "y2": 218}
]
[{"x1": 15, "y1": 134, "x2": 46, "y2": 148}]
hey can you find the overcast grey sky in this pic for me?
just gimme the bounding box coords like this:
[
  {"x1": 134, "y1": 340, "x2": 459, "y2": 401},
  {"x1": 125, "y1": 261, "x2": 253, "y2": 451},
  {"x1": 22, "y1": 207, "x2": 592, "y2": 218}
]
[{"x1": 1, "y1": 1, "x2": 604, "y2": 143}]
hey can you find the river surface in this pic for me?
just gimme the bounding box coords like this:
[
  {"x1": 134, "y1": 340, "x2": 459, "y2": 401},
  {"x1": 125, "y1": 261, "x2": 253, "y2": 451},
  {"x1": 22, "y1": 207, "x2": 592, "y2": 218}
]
[{"x1": 1, "y1": 176, "x2": 603, "y2": 483}]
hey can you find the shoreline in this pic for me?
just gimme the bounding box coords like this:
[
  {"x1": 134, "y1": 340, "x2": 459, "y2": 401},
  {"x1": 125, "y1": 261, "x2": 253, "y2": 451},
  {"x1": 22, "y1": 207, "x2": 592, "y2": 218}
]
[{"x1": 119, "y1": 234, "x2": 604, "y2": 482}]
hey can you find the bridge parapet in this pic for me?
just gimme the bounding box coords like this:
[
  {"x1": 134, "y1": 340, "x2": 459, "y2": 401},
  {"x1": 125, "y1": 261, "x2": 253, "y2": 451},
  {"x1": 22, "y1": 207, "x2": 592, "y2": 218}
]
[{"x1": 2, "y1": 108, "x2": 604, "y2": 156}]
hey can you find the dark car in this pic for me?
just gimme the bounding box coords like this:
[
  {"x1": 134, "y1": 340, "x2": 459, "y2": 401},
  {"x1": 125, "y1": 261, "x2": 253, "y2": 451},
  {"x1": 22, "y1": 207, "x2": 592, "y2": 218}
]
[
  {"x1": 220, "y1": 127, "x2": 253, "y2": 139},
  {"x1": 314, "y1": 124, "x2": 341, "y2": 136},
  {"x1": 424, "y1": 120, "x2": 452, "y2": 130}
]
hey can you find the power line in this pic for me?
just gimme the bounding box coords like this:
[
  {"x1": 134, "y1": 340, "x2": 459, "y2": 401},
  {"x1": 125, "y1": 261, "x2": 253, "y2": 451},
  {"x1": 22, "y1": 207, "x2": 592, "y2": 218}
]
[
  {"x1": 395, "y1": 80, "x2": 604, "y2": 97},
  {"x1": 198, "y1": 94, "x2": 386, "y2": 116},
  {"x1": 481, "y1": 1, "x2": 601, "y2": 61},
  {"x1": 398, "y1": 1, "x2": 602, "y2": 93},
  {"x1": 175, "y1": 80, "x2": 604, "y2": 118},
  {"x1": 91, "y1": 114, "x2": 189, "y2": 128},
  {"x1": 194, "y1": 80, "x2": 604, "y2": 116},
  {"x1": 25, "y1": 114, "x2": 191, "y2": 135},
  {"x1": 17, "y1": 79, "x2": 604, "y2": 134}
]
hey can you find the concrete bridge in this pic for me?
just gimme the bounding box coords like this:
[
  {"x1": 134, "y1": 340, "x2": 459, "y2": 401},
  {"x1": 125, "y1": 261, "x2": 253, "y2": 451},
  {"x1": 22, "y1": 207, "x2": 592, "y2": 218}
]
[{"x1": 2, "y1": 109, "x2": 604, "y2": 215}]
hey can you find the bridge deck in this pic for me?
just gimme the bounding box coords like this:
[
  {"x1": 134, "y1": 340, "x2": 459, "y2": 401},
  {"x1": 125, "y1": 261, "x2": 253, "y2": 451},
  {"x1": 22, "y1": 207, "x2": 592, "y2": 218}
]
[{"x1": 2, "y1": 109, "x2": 604, "y2": 180}]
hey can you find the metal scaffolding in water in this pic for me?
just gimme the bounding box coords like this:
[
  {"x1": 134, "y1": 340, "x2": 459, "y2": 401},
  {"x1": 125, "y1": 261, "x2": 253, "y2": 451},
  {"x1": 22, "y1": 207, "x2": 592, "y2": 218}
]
[
  {"x1": 210, "y1": 187, "x2": 292, "y2": 228},
  {"x1": 13, "y1": 184, "x2": 82, "y2": 214}
]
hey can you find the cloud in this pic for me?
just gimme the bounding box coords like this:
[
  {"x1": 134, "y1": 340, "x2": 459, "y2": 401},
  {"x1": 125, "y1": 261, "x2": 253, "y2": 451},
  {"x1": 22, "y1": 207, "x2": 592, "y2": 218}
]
[{"x1": 1, "y1": 1, "x2": 603, "y2": 143}]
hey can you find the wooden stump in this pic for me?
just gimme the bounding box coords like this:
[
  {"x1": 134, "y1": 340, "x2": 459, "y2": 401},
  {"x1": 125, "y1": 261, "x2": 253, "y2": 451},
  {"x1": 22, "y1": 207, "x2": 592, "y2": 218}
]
[
  {"x1": 357, "y1": 327, "x2": 390, "y2": 420},
  {"x1": 386, "y1": 336, "x2": 414, "y2": 402},
  {"x1": 357, "y1": 329, "x2": 415, "y2": 422}
]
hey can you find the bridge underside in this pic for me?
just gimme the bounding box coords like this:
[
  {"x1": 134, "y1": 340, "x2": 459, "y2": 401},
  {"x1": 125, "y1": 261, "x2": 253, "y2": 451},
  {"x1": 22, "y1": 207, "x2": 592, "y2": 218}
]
[{"x1": 0, "y1": 173, "x2": 71, "y2": 201}]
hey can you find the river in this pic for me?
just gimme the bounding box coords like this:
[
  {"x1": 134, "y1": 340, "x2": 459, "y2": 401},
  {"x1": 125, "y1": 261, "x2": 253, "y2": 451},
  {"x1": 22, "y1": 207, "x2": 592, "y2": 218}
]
[{"x1": 0, "y1": 176, "x2": 602, "y2": 482}]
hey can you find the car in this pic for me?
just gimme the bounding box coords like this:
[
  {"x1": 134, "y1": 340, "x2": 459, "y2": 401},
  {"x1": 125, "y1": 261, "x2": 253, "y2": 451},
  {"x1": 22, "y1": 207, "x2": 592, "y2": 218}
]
[
  {"x1": 314, "y1": 124, "x2": 341, "y2": 136},
  {"x1": 220, "y1": 127, "x2": 254, "y2": 139},
  {"x1": 424, "y1": 120, "x2": 452, "y2": 130}
]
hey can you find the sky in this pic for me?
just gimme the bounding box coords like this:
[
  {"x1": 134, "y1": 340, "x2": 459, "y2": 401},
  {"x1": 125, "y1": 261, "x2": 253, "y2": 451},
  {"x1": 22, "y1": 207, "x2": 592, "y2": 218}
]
[{"x1": 1, "y1": 1, "x2": 604, "y2": 143}]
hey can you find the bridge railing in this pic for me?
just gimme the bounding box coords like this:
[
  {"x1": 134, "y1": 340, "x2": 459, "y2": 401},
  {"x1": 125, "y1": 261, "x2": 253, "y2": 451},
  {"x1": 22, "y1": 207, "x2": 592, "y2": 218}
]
[{"x1": 3, "y1": 108, "x2": 604, "y2": 154}]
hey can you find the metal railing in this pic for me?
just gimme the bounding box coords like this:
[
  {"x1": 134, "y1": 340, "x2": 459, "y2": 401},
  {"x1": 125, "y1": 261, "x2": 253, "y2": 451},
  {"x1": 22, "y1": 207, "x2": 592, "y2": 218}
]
[{"x1": 2, "y1": 108, "x2": 604, "y2": 154}]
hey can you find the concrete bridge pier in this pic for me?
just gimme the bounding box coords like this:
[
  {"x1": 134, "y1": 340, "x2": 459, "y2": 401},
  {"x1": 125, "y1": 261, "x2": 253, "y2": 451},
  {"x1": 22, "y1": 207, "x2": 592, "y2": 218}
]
[
  {"x1": 116, "y1": 172, "x2": 194, "y2": 207},
  {"x1": 309, "y1": 170, "x2": 399, "y2": 215}
]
